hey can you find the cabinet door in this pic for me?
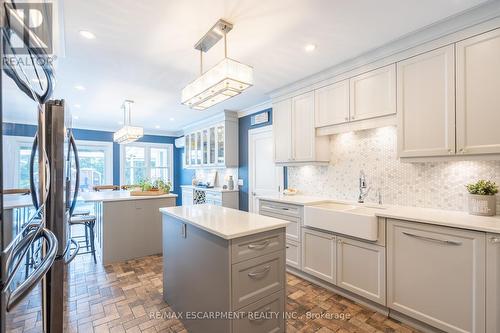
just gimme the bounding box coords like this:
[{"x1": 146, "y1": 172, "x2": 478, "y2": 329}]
[
  {"x1": 456, "y1": 28, "x2": 500, "y2": 155},
  {"x1": 216, "y1": 125, "x2": 225, "y2": 165},
  {"x1": 272, "y1": 99, "x2": 292, "y2": 163},
  {"x1": 397, "y1": 45, "x2": 456, "y2": 157},
  {"x1": 336, "y1": 237, "x2": 386, "y2": 305},
  {"x1": 190, "y1": 133, "x2": 196, "y2": 165},
  {"x1": 285, "y1": 240, "x2": 301, "y2": 270},
  {"x1": 184, "y1": 135, "x2": 190, "y2": 166},
  {"x1": 202, "y1": 129, "x2": 208, "y2": 165},
  {"x1": 182, "y1": 189, "x2": 193, "y2": 206},
  {"x1": 387, "y1": 220, "x2": 485, "y2": 333},
  {"x1": 196, "y1": 131, "x2": 202, "y2": 165},
  {"x1": 209, "y1": 127, "x2": 216, "y2": 165},
  {"x1": 291, "y1": 92, "x2": 315, "y2": 162},
  {"x1": 487, "y1": 234, "x2": 500, "y2": 333},
  {"x1": 350, "y1": 64, "x2": 396, "y2": 121},
  {"x1": 302, "y1": 228, "x2": 336, "y2": 284},
  {"x1": 315, "y1": 80, "x2": 349, "y2": 127}
]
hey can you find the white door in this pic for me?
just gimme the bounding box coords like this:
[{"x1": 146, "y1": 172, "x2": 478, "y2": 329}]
[
  {"x1": 456, "y1": 28, "x2": 500, "y2": 155},
  {"x1": 249, "y1": 126, "x2": 284, "y2": 213}
]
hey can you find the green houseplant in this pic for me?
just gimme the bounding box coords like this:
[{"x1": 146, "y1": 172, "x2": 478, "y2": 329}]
[
  {"x1": 466, "y1": 180, "x2": 498, "y2": 216},
  {"x1": 138, "y1": 179, "x2": 172, "y2": 194}
]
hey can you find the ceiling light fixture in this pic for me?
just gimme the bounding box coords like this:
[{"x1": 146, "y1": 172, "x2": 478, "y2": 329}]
[
  {"x1": 79, "y1": 30, "x2": 96, "y2": 39},
  {"x1": 305, "y1": 44, "x2": 316, "y2": 52},
  {"x1": 169, "y1": 117, "x2": 175, "y2": 121},
  {"x1": 74, "y1": 85, "x2": 85, "y2": 91},
  {"x1": 113, "y1": 100, "x2": 144, "y2": 144},
  {"x1": 181, "y1": 19, "x2": 253, "y2": 111}
]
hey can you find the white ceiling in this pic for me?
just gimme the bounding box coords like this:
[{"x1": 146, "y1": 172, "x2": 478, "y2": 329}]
[{"x1": 3, "y1": 0, "x2": 490, "y2": 134}]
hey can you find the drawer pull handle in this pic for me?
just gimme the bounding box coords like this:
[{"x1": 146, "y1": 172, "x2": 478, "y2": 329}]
[
  {"x1": 249, "y1": 306, "x2": 272, "y2": 321},
  {"x1": 248, "y1": 265, "x2": 271, "y2": 278},
  {"x1": 490, "y1": 237, "x2": 500, "y2": 244},
  {"x1": 248, "y1": 240, "x2": 270, "y2": 250},
  {"x1": 402, "y1": 232, "x2": 462, "y2": 246}
]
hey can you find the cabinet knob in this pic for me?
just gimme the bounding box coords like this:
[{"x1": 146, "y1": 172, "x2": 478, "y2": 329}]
[
  {"x1": 344, "y1": 117, "x2": 349, "y2": 121},
  {"x1": 351, "y1": 116, "x2": 355, "y2": 120},
  {"x1": 490, "y1": 237, "x2": 500, "y2": 244},
  {"x1": 448, "y1": 149, "x2": 453, "y2": 154}
]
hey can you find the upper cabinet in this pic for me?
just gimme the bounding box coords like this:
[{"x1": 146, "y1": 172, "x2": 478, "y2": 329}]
[
  {"x1": 273, "y1": 92, "x2": 329, "y2": 165},
  {"x1": 456, "y1": 28, "x2": 500, "y2": 155},
  {"x1": 184, "y1": 111, "x2": 238, "y2": 168},
  {"x1": 315, "y1": 79, "x2": 350, "y2": 127},
  {"x1": 398, "y1": 28, "x2": 500, "y2": 159},
  {"x1": 397, "y1": 45, "x2": 456, "y2": 158},
  {"x1": 350, "y1": 64, "x2": 396, "y2": 121}
]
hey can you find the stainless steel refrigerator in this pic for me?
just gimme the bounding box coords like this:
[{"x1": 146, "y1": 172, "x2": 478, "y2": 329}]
[{"x1": 1, "y1": 1, "x2": 79, "y2": 332}]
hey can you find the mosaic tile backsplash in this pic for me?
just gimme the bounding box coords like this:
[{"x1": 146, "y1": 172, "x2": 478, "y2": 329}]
[{"x1": 287, "y1": 126, "x2": 500, "y2": 213}]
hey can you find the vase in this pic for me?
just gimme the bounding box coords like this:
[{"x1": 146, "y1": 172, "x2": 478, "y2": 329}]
[{"x1": 468, "y1": 194, "x2": 497, "y2": 216}]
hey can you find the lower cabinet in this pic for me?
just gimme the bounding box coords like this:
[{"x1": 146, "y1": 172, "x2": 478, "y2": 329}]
[
  {"x1": 181, "y1": 188, "x2": 194, "y2": 206},
  {"x1": 285, "y1": 240, "x2": 301, "y2": 269},
  {"x1": 336, "y1": 236, "x2": 386, "y2": 305},
  {"x1": 302, "y1": 228, "x2": 336, "y2": 284},
  {"x1": 232, "y1": 291, "x2": 285, "y2": 333},
  {"x1": 387, "y1": 219, "x2": 486, "y2": 333},
  {"x1": 487, "y1": 233, "x2": 500, "y2": 333}
]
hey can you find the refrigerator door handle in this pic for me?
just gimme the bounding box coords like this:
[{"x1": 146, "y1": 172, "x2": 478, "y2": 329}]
[
  {"x1": 3, "y1": 227, "x2": 58, "y2": 312},
  {"x1": 68, "y1": 134, "x2": 80, "y2": 217},
  {"x1": 29, "y1": 134, "x2": 51, "y2": 210}
]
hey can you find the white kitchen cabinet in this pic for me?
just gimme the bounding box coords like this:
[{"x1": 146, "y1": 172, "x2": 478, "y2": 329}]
[
  {"x1": 456, "y1": 28, "x2": 500, "y2": 155},
  {"x1": 387, "y1": 219, "x2": 486, "y2": 333},
  {"x1": 314, "y1": 79, "x2": 350, "y2": 127},
  {"x1": 397, "y1": 45, "x2": 456, "y2": 158},
  {"x1": 336, "y1": 236, "x2": 386, "y2": 305},
  {"x1": 273, "y1": 92, "x2": 329, "y2": 164},
  {"x1": 285, "y1": 240, "x2": 301, "y2": 270},
  {"x1": 302, "y1": 228, "x2": 336, "y2": 284},
  {"x1": 349, "y1": 64, "x2": 396, "y2": 121},
  {"x1": 272, "y1": 98, "x2": 292, "y2": 163},
  {"x1": 487, "y1": 233, "x2": 500, "y2": 333},
  {"x1": 181, "y1": 188, "x2": 194, "y2": 206},
  {"x1": 183, "y1": 111, "x2": 238, "y2": 168}
]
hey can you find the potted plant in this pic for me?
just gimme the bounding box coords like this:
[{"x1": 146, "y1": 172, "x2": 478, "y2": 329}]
[
  {"x1": 137, "y1": 179, "x2": 172, "y2": 194},
  {"x1": 466, "y1": 180, "x2": 498, "y2": 216}
]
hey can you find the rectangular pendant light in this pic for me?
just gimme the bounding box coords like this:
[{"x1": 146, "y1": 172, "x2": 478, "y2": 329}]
[
  {"x1": 182, "y1": 58, "x2": 253, "y2": 110},
  {"x1": 113, "y1": 125, "x2": 144, "y2": 144}
]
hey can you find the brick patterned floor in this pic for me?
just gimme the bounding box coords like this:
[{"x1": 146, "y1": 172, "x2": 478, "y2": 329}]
[{"x1": 6, "y1": 254, "x2": 422, "y2": 333}]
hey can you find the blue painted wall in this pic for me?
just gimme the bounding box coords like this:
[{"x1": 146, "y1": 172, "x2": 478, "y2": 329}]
[{"x1": 2, "y1": 122, "x2": 185, "y2": 205}]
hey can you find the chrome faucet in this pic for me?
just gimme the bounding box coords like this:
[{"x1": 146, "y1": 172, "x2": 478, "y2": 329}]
[{"x1": 358, "y1": 170, "x2": 370, "y2": 203}]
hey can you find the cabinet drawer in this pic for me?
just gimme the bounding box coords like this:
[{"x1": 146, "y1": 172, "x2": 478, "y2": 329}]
[
  {"x1": 285, "y1": 240, "x2": 301, "y2": 269},
  {"x1": 231, "y1": 229, "x2": 285, "y2": 263},
  {"x1": 205, "y1": 191, "x2": 222, "y2": 200},
  {"x1": 259, "y1": 210, "x2": 300, "y2": 242},
  {"x1": 259, "y1": 200, "x2": 302, "y2": 219},
  {"x1": 232, "y1": 251, "x2": 285, "y2": 310},
  {"x1": 232, "y1": 291, "x2": 285, "y2": 333}
]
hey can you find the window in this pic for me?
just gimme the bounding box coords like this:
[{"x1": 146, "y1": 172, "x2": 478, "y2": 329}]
[
  {"x1": 120, "y1": 143, "x2": 173, "y2": 185},
  {"x1": 2, "y1": 136, "x2": 36, "y2": 189},
  {"x1": 76, "y1": 141, "x2": 113, "y2": 192}
]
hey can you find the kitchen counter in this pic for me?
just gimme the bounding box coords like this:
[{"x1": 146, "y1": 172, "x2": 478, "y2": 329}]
[
  {"x1": 2, "y1": 190, "x2": 178, "y2": 209},
  {"x1": 180, "y1": 184, "x2": 239, "y2": 192},
  {"x1": 160, "y1": 204, "x2": 289, "y2": 239},
  {"x1": 258, "y1": 194, "x2": 500, "y2": 234},
  {"x1": 160, "y1": 204, "x2": 287, "y2": 333}
]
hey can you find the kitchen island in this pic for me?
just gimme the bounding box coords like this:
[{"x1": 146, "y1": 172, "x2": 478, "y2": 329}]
[
  {"x1": 160, "y1": 204, "x2": 289, "y2": 333},
  {"x1": 4, "y1": 191, "x2": 177, "y2": 264}
]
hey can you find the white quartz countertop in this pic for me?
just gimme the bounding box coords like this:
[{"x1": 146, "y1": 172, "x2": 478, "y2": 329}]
[
  {"x1": 181, "y1": 185, "x2": 239, "y2": 193},
  {"x1": 3, "y1": 191, "x2": 178, "y2": 209},
  {"x1": 258, "y1": 194, "x2": 500, "y2": 234},
  {"x1": 160, "y1": 204, "x2": 289, "y2": 240},
  {"x1": 80, "y1": 191, "x2": 177, "y2": 203}
]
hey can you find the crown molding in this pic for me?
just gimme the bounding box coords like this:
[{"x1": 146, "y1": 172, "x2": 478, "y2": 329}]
[
  {"x1": 237, "y1": 100, "x2": 272, "y2": 118},
  {"x1": 269, "y1": 1, "x2": 500, "y2": 100},
  {"x1": 180, "y1": 110, "x2": 238, "y2": 135}
]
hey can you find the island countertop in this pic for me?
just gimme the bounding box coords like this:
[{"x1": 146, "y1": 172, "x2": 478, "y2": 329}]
[
  {"x1": 3, "y1": 190, "x2": 178, "y2": 209},
  {"x1": 160, "y1": 204, "x2": 289, "y2": 240}
]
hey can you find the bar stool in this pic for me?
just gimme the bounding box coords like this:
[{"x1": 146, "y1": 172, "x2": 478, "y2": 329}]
[{"x1": 69, "y1": 214, "x2": 97, "y2": 263}]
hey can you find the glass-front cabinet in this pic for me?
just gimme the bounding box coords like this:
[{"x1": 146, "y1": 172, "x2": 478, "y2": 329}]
[{"x1": 183, "y1": 111, "x2": 238, "y2": 168}]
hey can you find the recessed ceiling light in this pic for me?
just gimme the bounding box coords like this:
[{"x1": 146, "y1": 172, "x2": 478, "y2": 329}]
[
  {"x1": 74, "y1": 104, "x2": 81, "y2": 108},
  {"x1": 155, "y1": 125, "x2": 160, "y2": 129},
  {"x1": 304, "y1": 44, "x2": 316, "y2": 52},
  {"x1": 79, "y1": 30, "x2": 96, "y2": 39},
  {"x1": 169, "y1": 117, "x2": 175, "y2": 121},
  {"x1": 74, "y1": 85, "x2": 85, "y2": 91},
  {"x1": 73, "y1": 116, "x2": 79, "y2": 120}
]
